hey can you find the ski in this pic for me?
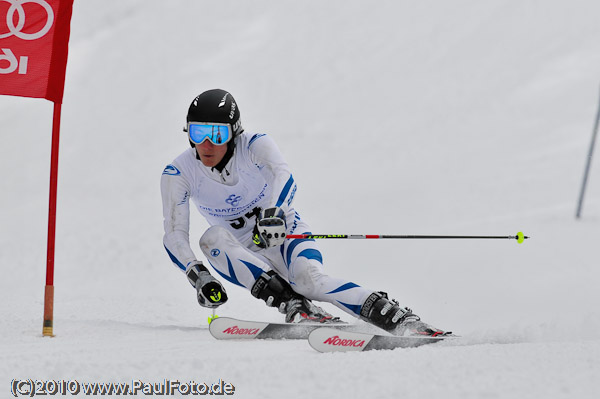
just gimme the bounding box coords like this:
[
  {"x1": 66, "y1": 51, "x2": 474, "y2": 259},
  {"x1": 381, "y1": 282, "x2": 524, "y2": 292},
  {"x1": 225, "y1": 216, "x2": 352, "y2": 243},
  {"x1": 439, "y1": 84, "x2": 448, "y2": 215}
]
[
  {"x1": 308, "y1": 327, "x2": 447, "y2": 352},
  {"x1": 209, "y1": 317, "x2": 351, "y2": 340}
]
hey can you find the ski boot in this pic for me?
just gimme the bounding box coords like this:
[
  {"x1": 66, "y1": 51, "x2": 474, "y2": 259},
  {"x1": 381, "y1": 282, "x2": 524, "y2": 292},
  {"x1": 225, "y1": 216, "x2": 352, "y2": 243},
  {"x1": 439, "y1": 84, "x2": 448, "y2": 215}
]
[
  {"x1": 360, "y1": 291, "x2": 449, "y2": 337},
  {"x1": 251, "y1": 271, "x2": 341, "y2": 324}
]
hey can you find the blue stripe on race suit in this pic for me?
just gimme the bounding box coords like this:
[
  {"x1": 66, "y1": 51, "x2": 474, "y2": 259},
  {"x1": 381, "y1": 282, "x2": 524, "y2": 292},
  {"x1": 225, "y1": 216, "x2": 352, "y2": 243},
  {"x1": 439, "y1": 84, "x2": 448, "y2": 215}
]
[
  {"x1": 297, "y1": 248, "x2": 323, "y2": 264},
  {"x1": 164, "y1": 245, "x2": 185, "y2": 271},
  {"x1": 285, "y1": 235, "x2": 315, "y2": 267},
  {"x1": 275, "y1": 175, "x2": 295, "y2": 207},
  {"x1": 248, "y1": 133, "x2": 266, "y2": 148},
  {"x1": 239, "y1": 260, "x2": 266, "y2": 281},
  {"x1": 282, "y1": 213, "x2": 302, "y2": 258},
  {"x1": 207, "y1": 254, "x2": 244, "y2": 288},
  {"x1": 279, "y1": 242, "x2": 286, "y2": 264},
  {"x1": 325, "y1": 282, "x2": 360, "y2": 295},
  {"x1": 336, "y1": 301, "x2": 363, "y2": 316}
]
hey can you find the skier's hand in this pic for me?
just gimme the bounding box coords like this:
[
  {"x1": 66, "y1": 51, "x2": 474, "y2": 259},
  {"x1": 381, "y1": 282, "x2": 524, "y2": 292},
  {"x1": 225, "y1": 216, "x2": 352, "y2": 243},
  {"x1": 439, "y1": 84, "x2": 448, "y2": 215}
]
[
  {"x1": 253, "y1": 207, "x2": 287, "y2": 248},
  {"x1": 186, "y1": 262, "x2": 228, "y2": 308}
]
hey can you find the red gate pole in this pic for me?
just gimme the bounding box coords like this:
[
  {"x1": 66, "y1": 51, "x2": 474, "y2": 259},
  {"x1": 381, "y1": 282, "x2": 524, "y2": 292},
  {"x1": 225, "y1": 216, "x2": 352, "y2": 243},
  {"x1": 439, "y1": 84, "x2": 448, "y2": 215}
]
[{"x1": 43, "y1": 101, "x2": 62, "y2": 337}]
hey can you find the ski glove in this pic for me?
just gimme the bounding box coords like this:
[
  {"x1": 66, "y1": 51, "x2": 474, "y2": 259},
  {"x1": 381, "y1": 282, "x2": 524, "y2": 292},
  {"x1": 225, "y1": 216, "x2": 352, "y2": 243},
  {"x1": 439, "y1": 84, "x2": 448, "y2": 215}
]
[
  {"x1": 186, "y1": 262, "x2": 228, "y2": 308},
  {"x1": 253, "y1": 206, "x2": 287, "y2": 248}
]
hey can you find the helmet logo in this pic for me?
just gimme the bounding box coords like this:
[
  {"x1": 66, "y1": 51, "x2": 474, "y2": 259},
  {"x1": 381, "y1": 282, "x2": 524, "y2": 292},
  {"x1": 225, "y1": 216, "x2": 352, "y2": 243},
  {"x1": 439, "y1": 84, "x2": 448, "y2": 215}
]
[
  {"x1": 229, "y1": 101, "x2": 236, "y2": 119},
  {"x1": 232, "y1": 119, "x2": 242, "y2": 133},
  {"x1": 218, "y1": 93, "x2": 228, "y2": 108}
]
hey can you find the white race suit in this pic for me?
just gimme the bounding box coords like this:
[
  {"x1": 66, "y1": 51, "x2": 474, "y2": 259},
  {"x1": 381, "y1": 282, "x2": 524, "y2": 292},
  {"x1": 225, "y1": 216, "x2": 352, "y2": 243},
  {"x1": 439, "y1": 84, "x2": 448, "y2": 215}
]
[{"x1": 161, "y1": 132, "x2": 373, "y2": 317}]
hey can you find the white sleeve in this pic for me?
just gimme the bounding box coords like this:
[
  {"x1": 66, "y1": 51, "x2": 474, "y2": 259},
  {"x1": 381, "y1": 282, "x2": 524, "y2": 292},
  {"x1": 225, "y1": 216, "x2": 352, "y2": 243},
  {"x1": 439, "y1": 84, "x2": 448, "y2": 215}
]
[
  {"x1": 247, "y1": 134, "x2": 297, "y2": 212},
  {"x1": 161, "y1": 164, "x2": 197, "y2": 273}
]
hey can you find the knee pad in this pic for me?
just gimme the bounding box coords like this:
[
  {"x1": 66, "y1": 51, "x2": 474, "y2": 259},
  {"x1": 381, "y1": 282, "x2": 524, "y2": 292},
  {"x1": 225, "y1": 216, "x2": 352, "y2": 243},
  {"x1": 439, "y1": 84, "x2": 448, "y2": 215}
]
[{"x1": 288, "y1": 257, "x2": 323, "y2": 298}]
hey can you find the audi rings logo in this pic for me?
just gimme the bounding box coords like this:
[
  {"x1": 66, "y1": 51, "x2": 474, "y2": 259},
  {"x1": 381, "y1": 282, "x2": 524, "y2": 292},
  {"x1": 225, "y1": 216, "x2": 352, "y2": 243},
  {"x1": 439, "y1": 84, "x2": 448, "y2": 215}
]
[{"x1": 0, "y1": 0, "x2": 55, "y2": 41}]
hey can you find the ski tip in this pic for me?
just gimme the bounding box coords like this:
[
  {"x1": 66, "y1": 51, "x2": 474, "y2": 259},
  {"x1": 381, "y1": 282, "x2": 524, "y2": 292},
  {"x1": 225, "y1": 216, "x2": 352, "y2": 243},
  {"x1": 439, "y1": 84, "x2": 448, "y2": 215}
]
[{"x1": 516, "y1": 231, "x2": 529, "y2": 244}]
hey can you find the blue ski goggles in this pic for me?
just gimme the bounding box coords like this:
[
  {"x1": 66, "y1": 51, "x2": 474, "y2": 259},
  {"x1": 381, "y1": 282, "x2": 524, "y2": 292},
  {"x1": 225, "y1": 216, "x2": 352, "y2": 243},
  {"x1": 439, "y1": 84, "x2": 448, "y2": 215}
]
[{"x1": 186, "y1": 122, "x2": 232, "y2": 145}]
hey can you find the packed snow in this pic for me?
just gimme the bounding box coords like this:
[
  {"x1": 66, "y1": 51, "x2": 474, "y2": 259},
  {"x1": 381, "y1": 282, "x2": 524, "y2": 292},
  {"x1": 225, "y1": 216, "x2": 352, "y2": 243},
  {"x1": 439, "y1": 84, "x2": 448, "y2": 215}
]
[{"x1": 1, "y1": 1, "x2": 599, "y2": 398}]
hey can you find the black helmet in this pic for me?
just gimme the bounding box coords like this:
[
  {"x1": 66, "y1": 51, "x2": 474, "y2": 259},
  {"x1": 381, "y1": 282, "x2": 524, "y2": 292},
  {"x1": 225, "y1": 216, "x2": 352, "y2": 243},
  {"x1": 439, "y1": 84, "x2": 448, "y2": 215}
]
[{"x1": 186, "y1": 89, "x2": 243, "y2": 137}]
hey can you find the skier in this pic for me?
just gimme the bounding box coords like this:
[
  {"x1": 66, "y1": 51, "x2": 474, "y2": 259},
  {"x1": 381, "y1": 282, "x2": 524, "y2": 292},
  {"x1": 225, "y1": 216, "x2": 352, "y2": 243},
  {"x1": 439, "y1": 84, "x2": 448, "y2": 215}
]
[{"x1": 161, "y1": 89, "x2": 446, "y2": 336}]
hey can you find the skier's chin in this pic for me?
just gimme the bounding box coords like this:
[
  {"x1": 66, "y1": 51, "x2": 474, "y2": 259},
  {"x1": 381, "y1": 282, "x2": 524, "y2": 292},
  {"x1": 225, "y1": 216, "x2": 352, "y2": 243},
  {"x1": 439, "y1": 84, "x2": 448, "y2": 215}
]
[{"x1": 200, "y1": 155, "x2": 217, "y2": 167}]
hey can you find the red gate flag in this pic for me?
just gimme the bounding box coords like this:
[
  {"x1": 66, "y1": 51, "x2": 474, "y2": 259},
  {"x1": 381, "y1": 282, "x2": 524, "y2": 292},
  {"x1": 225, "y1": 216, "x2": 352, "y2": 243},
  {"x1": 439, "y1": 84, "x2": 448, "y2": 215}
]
[
  {"x1": 0, "y1": 0, "x2": 74, "y2": 103},
  {"x1": 1, "y1": 0, "x2": 74, "y2": 337}
]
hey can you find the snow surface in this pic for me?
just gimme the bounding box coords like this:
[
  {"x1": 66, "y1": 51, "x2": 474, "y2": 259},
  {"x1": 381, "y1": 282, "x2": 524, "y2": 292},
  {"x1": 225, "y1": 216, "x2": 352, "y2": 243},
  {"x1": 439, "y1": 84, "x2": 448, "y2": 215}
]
[{"x1": 1, "y1": 0, "x2": 600, "y2": 398}]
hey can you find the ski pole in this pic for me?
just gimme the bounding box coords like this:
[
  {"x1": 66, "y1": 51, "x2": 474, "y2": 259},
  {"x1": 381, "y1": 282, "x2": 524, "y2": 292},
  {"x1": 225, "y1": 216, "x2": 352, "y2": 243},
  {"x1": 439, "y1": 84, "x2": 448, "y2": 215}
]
[
  {"x1": 286, "y1": 232, "x2": 529, "y2": 244},
  {"x1": 208, "y1": 308, "x2": 219, "y2": 324},
  {"x1": 576, "y1": 84, "x2": 600, "y2": 219}
]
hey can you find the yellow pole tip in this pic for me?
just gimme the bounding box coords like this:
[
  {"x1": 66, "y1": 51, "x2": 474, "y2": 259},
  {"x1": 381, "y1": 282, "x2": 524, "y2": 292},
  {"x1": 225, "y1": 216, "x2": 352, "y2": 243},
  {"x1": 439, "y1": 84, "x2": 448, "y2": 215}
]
[
  {"x1": 42, "y1": 327, "x2": 55, "y2": 337},
  {"x1": 517, "y1": 232, "x2": 526, "y2": 244}
]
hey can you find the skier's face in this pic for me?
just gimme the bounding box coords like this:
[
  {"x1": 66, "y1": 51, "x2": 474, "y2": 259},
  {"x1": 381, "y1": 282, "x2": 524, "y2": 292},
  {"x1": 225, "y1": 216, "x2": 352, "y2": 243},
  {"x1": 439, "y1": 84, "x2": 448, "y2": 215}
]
[{"x1": 196, "y1": 140, "x2": 228, "y2": 168}]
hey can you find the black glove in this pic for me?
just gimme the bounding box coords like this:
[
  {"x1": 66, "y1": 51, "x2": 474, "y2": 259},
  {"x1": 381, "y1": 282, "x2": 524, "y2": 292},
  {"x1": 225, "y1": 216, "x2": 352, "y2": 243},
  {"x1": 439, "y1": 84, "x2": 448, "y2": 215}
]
[
  {"x1": 186, "y1": 262, "x2": 228, "y2": 308},
  {"x1": 252, "y1": 206, "x2": 287, "y2": 248}
]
